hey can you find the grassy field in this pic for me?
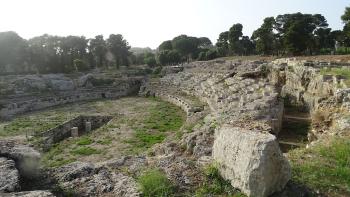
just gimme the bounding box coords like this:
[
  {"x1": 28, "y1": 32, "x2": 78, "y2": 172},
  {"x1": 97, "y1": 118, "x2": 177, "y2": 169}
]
[
  {"x1": 320, "y1": 67, "x2": 350, "y2": 86},
  {"x1": 0, "y1": 97, "x2": 186, "y2": 167},
  {"x1": 288, "y1": 137, "x2": 350, "y2": 196},
  {"x1": 36, "y1": 97, "x2": 185, "y2": 167}
]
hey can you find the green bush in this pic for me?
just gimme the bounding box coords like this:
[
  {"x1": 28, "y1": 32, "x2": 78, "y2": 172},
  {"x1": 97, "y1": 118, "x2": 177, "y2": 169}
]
[
  {"x1": 336, "y1": 47, "x2": 350, "y2": 55},
  {"x1": 74, "y1": 59, "x2": 90, "y2": 72},
  {"x1": 144, "y1": 56, "x2": 157, "y2": 67},
  {"x1": 206, "y1": 49, "x2": 218, "y2": 60},
  {"x1": 138, "y1": 169, "x2": 174, "y2": 197},
  {"x1": 197, "y1": 51, "x2": 207, "y2": 61}
]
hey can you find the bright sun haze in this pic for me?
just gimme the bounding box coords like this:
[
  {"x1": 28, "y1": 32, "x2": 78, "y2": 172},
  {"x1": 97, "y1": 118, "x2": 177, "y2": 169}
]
[{"x1": 0, "y1": 0, "x2": 348, "y2": 48}]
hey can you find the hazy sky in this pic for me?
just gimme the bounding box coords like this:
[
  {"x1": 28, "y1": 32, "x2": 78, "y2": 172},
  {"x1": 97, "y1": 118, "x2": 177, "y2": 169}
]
[{"x1": 0, "y1": 0, "x2": 348, "y2": 48}]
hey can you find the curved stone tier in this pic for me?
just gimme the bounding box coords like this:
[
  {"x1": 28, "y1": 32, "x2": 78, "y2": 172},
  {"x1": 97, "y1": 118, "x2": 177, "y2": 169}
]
[{"x1": 140, "y1": 60, "x2": 290, "y2": 197}]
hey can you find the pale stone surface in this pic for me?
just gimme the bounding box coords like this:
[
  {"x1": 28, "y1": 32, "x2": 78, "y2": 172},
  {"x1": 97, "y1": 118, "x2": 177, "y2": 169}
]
[
  {"x1": 213, "y1": 126, "x2": 291, "y2": 197},
  {"x1": 0, "y1": 140, "x2": 41, "y2": 178},
  {"x1": 71, "y1": 127, "x2": 79, "y2": 137},
  {"x1": 0, "y1": 157, "x2": 19, "y2": 192},
  {"x1": 54, "y1": 161, "x2": 140, "y2": 197},
  {"x1": 85, "y1": 121, "x2": 92, "y2": 132},
  {"x1": 0, "y1": 190, "x2": 54, "y2": 197}
]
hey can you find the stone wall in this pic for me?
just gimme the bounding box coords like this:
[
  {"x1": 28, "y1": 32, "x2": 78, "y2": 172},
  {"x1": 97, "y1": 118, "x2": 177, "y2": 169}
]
[
  {"x1": 38, "y1": 116, "x2": 112, "y2": 151},
  {"x1": 0, "y1": 77, "x2": 141, "y2": 120},
  {"x1": 268, "y1": 59, "x2": 349, "y2": 111}
]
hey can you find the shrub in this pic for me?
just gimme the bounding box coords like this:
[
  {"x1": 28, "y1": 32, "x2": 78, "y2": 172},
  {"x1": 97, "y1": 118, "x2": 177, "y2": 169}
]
[
  {"x1": 144, "y1": 56, "x2": 157, "y2": 67},
  {"x1": 206, "y1": 49, "x2": 218, "y2": 60},
  {"x1": 138, "y1": 169, "x2": 174, "y2": 197},
  {"x1": 197, "y1": 51, "x2": 207, "y2": 61},
  {"x1": 74, "y1": 59, "x2": 89, "y2": 72}
]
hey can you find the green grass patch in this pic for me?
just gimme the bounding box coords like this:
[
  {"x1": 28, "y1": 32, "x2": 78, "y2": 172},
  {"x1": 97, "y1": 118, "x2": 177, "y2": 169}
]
[
  {"x1": 138, "y1": 169, "x2": 174, "y2": 197},
  {"x1": 70, "y1": 146, "x2": 101, "y2": 156},
  {"x1": 289, "y1": 137, "x2": 350, "y2": 196},
  {"x1": 144, "y1": 100, "x2": 185, "y2": 132},
  {"x1": 320, "y1": 67, "x2": 350, "y2": 86},
  {"x1": 125, "y1": 99, "x2": 185, "y2": 154},
  {"x1": 195, "y1": 164, "x2": 245, "y2": 197},
  {"x1": 41, "y1": 144, "x2": 76, "y2": 167},
  {"x1": 76, "y1": 137, "x2": 93, "y2": 145},
  {"x1": 97, "y1": 136, "x2": 113, "y2": 145}
]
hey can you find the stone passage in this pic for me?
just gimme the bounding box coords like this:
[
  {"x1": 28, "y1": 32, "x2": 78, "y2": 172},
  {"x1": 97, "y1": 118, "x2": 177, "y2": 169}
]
[{"x1": 37, "y1": 115, "x2": 113, "y2": 151}]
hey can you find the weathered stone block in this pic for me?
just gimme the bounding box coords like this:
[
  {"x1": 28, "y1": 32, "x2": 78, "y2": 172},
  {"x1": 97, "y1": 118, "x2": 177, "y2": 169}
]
[
  {"x1": 0, "y1": 157, "x2": 19, "y2": 192},
  {"x1": 213, "y1": 126, "x2": 291, "y2": 197},
  {"x1": 85, "y1": 121, "x2": 92, "y2": 132},
  {"x1": 71, "y1": 127, "x2": 79, "y2": 137}
]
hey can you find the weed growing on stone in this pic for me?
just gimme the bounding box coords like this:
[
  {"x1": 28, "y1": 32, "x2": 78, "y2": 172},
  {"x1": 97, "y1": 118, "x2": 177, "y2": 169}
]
[
  {"x1": 289, "y1": 137, "x2": 350, "y2": 196},
  {"x1": 138, "y1": 169, "x2": 174, "y2": 197}
]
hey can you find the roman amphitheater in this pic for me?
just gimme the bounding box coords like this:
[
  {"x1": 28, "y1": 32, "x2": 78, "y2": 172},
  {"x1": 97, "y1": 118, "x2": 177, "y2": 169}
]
[{"x1": 0, "y1": 57, "x2": 349, "y2": 197}]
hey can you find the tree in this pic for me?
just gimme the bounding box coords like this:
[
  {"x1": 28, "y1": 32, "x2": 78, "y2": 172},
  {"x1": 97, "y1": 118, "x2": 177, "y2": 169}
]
[
  {"x1": 252, "y1": 17, "x2": 276, "y2": 55},
  {"x1": 172, "y1": 35, "x2": 200, "y2": 61},
  {"x1": 275, "y1": 13, "x2": 329, "y2": 55},
  {"x1": 198, "y1": 37, "x2": 212, "y2": 48},
  {"x1": 60, "y1": 36, "x2": 88, "y2": 70},
  {"x1": 314, "y1": 28, "x2": 335, "y2": 51},
  {"x1": 158, "y1": 40, "x2": 173, "y2": 51},
  {"x1": 28, "y1": 34, "x2": 62, "y2": 73},
  {"x1": 240, "y1": 36, "x2": 255, "y2": 55},
  {"x1": 216, "y1": 31, "x2": 229, "y2": 56},
  {"x1": 341, "y1": 6, "x2": 350, "y2": 46},
  {"x1": 89, "y1": 35, "x2": 107, "y2": 67},
  {"x1": 228, "y1": 23, "x2": 243, "y2": 54},
  {"x1": 106, "y1": 34, "x2": 131, "y2": 67},
  {"x1": 157, "y1": 50, "x2": 181, "y2": 66},
  {"x1": 74, "y1": 59, "x2": 89, "y2": 72},
  {"x1": 0, "y1": 31, "x2": 28, "y2": 74},
  {"x1": 144, "y1": 52, "x2": 156, "y2": 67}
]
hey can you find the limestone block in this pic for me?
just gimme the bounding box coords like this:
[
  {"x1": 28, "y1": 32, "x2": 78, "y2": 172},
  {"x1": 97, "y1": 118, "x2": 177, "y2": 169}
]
[
  {"x1": 0, "y1": 157, "x2": 19, "y2": 192},
  {"x1": 213, "y1": 126, "x2": 291, "y2": 197},
  {"x1": 85, "y1": 121, "x2": 92, "y2": 132},
  {"x1": 71, "y1": 127, "x2": 79, "y2": 137}
]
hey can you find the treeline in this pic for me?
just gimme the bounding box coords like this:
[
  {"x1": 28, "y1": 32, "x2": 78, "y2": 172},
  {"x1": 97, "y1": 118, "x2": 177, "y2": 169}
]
[
  {"x1": 157, "y1": 8, "x2": 350, "y2": 65},
  {"x1": 2, "y1": 7, "x2": 350, "y2": 74},
  {"x1": 0, "y1": 33, "x2": 135, "y2": 74}
]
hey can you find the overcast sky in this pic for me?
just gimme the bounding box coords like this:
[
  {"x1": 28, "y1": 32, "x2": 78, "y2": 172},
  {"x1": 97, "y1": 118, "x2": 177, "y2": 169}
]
[{"x1": 0, "y1": 0, "x2": 348, "y2": 49}]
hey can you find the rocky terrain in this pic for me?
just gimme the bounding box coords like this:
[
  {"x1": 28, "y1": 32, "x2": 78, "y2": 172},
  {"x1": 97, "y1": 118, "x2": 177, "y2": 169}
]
[{"x1": 0, "y1": 58, "x2": 349, "y2": 196}]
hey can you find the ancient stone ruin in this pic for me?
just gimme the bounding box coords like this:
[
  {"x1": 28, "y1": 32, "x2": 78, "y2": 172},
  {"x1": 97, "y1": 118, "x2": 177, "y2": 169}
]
[
  {"x1": 0, "y1": 58, "x2": 349, "y2": 196},
  {"x1": 38, "y1": 115, "x2": 113, "y2": 151}
]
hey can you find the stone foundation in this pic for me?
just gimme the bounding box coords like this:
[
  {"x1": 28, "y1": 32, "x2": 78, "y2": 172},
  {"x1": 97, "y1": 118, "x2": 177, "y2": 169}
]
[{"x1": 38, "y1": 115, "x2": 113, "y2": 151}]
